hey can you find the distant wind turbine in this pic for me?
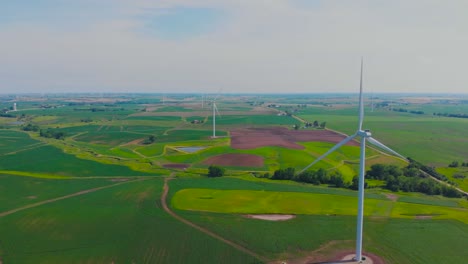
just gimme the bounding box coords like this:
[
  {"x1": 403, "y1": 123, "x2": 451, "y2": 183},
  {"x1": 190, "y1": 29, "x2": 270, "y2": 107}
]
[
  {"x1": 212, "y1": 95, "x2": 221, "y2": 138},
  {"x1": 299, "y1": 59, "x2": 406, "y2": 262}
]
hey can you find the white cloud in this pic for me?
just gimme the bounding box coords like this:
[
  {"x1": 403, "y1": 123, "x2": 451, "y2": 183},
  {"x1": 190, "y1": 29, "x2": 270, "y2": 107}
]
[{"x1": 0, "y1": 0, "x2": 467, "y2": 93}]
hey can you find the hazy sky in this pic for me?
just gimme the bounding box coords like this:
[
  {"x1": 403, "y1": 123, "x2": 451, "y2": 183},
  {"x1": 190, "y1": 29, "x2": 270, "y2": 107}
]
[{"x1": 1, "y1": 0, "x2": 467, "y2": 94}]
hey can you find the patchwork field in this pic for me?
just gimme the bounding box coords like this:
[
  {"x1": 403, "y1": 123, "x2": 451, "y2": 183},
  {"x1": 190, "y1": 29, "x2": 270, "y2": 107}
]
[{"x1": 1, "y1": 93, "x2": 467, "y2": 263}]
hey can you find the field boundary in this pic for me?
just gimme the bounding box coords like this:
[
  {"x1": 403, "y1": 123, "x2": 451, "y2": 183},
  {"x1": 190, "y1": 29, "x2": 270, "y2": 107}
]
[
  {"x1": 0, "y1": 178, "x2": 146, "y2": 218},
  {"x1": 161, "y1": 176, "x2": 269, "y2": 263}
]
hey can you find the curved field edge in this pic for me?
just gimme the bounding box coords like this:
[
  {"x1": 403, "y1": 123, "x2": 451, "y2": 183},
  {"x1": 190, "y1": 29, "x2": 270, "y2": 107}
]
[
  {"x1": 171, "y1": 188, "x2": 468, "y2": 223},
  {"x1": 0, "y1": 178, "x2": 260, "y2": 264}
]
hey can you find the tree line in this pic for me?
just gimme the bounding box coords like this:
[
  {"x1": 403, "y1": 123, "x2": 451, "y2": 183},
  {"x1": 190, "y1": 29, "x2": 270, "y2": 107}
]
[
  {"x1": 366, "y1": 163, "x2": 462, "y2": 198},
  {"x1": 391, "y1": 108, "x2": 425, "y2": 115},
  {"x1": 256, "y1": 167, "x2": 358, "y2": 189},
  {"x1": 433, "y1": 112, "x2": 468, "y2": 119},
  {"x1": 448, "y1": 161, "x2": 468, "y2": 167},
  {"x1": 22, "y1": 124, "x2": 67, "y2": 140},
  {"x1": 262, "y1": 163, "x2": 462, "y2": 198}
]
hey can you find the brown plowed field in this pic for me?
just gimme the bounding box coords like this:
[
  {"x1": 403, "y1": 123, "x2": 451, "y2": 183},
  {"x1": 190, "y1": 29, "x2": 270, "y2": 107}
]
[
  {"x1": 203, "y1": 154, "x2": 264, "y2": 167},
  {"x1": 231, "y1": 127, "x2": 358, "y2": 149}
]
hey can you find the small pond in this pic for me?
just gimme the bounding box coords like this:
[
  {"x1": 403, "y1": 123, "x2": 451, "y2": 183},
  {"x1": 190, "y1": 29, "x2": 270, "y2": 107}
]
[
  {"x1": 8, "y1": 121, "x2": 24, "y2": 125},
  {"x1": 176, "y1": 147, "x2": 206, "y2": 153}
]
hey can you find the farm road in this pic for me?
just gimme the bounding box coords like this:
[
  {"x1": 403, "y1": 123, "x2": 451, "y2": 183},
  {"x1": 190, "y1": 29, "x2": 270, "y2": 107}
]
[
  {"x1": 0, "y1": 178, "x2": 146, "y2": 218},
  {"x1": 161, "y1": 176, "x2": 269, "y2": 263}
]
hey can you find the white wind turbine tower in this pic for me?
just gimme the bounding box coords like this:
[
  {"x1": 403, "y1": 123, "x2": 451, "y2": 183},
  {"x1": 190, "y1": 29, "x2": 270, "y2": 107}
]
[
  {"x1": 211, "y1": 95, "x2": 221, "y2": 138},
  {"x1": 298, "y1": 59, "x2": 406, "y2": 262}
]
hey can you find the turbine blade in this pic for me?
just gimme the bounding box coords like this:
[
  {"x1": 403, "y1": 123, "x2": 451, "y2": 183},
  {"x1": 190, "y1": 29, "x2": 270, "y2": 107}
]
[
  {"x1": 367, "y1": 137, "x2": 407, "y2": 160},
  {"x1": 215, "y1": 104, "x2": 221, "y2": 118},
  {"x1": 358, "y1": 58, "x2": 364, "y2": 130},
  {"x1": 298, "y1": 134, "x2": 357, "y2": 174}
]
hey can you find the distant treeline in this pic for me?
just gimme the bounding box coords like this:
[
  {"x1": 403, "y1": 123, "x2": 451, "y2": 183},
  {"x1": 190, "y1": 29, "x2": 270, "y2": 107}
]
[
  {"x1": 433, "y1": 112, "x2": 468, "y2": 119},
  {"x1": 391, "y1": 108, "x2": 425, "y2": 115},
  {"x1": 262, "y1": 161, "x2": 463, "y2": 198},
  {"x1": 22, "y1": 124, "x2": 67, "y2": 140},
  {"x1": 366, "y1": 163, "x2": 461, "y2": 198},
  {"x1": 0, "y1": 113, "x2": 16, "y2": 118},
  {"x1": 259, "y1": 167, "x2": 351, "y2": 188},
  {"x1": 73, "y1": 107, "x2": 124, "y2": 112}
]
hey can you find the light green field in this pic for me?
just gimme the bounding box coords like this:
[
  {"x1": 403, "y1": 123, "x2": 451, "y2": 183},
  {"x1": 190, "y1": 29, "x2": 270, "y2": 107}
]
[
  {"x1": 436, "y1": 167, "x2": 468, "y2": 192},
  {"x1": 172, "y1": 188, "x2": 468, "y2": 223}
]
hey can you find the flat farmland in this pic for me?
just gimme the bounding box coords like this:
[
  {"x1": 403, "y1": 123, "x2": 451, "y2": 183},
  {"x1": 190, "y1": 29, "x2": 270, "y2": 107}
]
[
  {"x1": 178, "y1": 212, "x2": 468, "y2": 264},
  {"x1": 208, "y1": 115, "x2": 298, "y2": 126},
  {"x1": 172, "y1": 189, "x2": 467, "y2": 223},
  {"x1": 0, "y1": 179, "x2": 258, "y2": 264},
  {"x1": 0, "y1": 144, "x2": 152, "y2": 177},
  {"x1": 297, "y1": 106, "x2": 468, "y2": 166},
  {"x1": 0, "y1": 175, "x2": 116, "y2": 212},
  {"x1": 0, "y1": 130, "x2": 45, "y2": 154}
]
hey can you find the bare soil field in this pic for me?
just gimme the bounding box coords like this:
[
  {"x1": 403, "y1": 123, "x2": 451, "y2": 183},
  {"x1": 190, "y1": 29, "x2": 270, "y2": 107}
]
[
  {"x1": 244, "y1": 214, "x2": 296, "y2": 221},
  {"x1": 202, "y1": 153, "x2": 264, "y2": 167},
  {"x1": 231, "y1": 127, "x2": 359, "y2": 150}
]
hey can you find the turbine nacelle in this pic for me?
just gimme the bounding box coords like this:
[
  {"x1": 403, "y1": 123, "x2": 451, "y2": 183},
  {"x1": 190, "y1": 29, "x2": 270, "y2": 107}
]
[{"x1": 357, "y1": 130, "x2": 372, "y2": 138}]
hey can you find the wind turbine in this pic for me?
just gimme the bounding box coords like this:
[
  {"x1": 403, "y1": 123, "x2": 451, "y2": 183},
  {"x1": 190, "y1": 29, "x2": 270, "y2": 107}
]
[
  {"x1": 298, "y1": 59, "x2": 406, "y2": 262},
  {"x1": 211, "y1": 95, "x2": 221, "y2": 138}
]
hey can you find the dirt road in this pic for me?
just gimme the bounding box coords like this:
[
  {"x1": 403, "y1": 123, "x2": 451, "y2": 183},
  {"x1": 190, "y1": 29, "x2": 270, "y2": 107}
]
[{"x1": 160, "y1": 176, "x2": 269, "y2": 263}]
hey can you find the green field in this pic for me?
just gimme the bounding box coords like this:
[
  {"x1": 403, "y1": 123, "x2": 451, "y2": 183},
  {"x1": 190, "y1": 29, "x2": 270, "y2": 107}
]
[
  {"x1": 1, "y1": 93, "x2": 467, "y2": 263},
  {"x1": 0, "y1": 179, "x2": 258, "y2": 263},
  {"x1": 172, "y1": 188, "x2": 467, "y2": 223}
]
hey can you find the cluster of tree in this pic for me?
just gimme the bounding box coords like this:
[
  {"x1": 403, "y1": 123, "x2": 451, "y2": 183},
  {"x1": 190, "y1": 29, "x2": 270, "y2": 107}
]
[
  {"x1": 366, "y1": 164, "x2": 462, "y2": 198},
  {"x1": 391, "y1": 108, "x2": 424, "y2": 115},
  {"x1": 406, "y1": 158, "x2": 449, "y2": 182},
  {"x1": 433, "y1": 112, "x2": 468, "y2": 119},
  {"x1": 268, "y1": 167, "x2": 349, "y2": 188},
  {"x1": 142, "y1": 135, "x2": 156, "y2": 145},
  {"x1": 80, "y1": 118, "x2": 93, "y2": 123},
  {"x1": 448, "y1": 161, "x2": 468, "y2": 167},
  {"x1": 73, "y1": 107, "x2": 125, "y2": 112},
  {"x1": 22, "y1": 123, "x2": 39, "y2": 132},
  {"x1": 304, "y1": 120, "x2": 326, "y2": 129},
  {"x1": 207, "y1": 165, "x2": 225, "y2": 177},
  {"x1": 39, "y1": 129, "x2": 67, "y2": 140},
  {"x1": 265, "y1": 162, "x2": 462, "y2": 198},
  {"x1": 0, "y1": 113, "x2": 16, "y2": 118}
]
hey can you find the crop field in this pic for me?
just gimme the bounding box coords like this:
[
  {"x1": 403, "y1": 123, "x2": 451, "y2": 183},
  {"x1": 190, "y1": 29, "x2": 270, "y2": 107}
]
[
  {"x1": 297, "y1": 106, "x2": 468, "y2": 166},
  {"x1": 172, "y1": 188, "x2": 467, "y2": 223},
  {"x1": 1, "y1": 93, "x2": 467, "y2": 263},
  {"x1": 207, "y1": 115, "x2": 298, "y2": 126},
  {"x1": 0, "y1": 179, "x2": 258, "y2": 264},
  {"x1": 0, "y1": 175, "x2": 117, "y2": 212},
  {"x1": 178, "y1": 212, "x2": 468, "y2": 264},
  {"x1": 0, "y1": 144, "x2": 152, "y2": 177}
]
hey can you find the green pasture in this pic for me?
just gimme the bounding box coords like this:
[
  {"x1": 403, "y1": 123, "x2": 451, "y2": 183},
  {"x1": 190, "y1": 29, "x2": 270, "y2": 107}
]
[
  {"x1": 0, "y1": 130, "x2": 45, "y2": 154},
  {"x1": 436, "y1": 167, "x2": 468, "y2": 192},
  {"x1": 0, "y1": 144, "x2": 152, "y2": 177},
  {"x1": 298, "y1": 108, "x2": 468, "y2": 166},
  {"x1": 125, "y1": 115, "x2": 182, "y2": 121},
  {"x1": 208, "y1": 115, "x2": 298, "y2": 126},
  {"x1": 158, "y1": 129, "x2": 227, "y2": 143},
  {"x1": 0, "y1": 175, "x2": 117, "y2": 212},
  {"x1": 179, "y1": 211, "x2": 468, "y2": 264},
  {"x1": 0, "y1": 179, "x2": 258, "y2": 264},
  {"x1": 172, "y1": 188, "x2": 391, "y2": 216},
  {"x1": 166, "y1": 140, "x2": 403, "y2": 179},
  {"x1": 172, "y1": 188, "x2": 467, "y2": 223},
  {"x1": 157, "y1": 105, "x2": 193, "y2": 112}
]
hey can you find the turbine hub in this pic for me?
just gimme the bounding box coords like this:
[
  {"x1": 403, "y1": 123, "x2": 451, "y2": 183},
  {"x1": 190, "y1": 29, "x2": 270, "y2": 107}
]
[{"x1": 358, "y1": 130, "x2": 371, "y2": 137}]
